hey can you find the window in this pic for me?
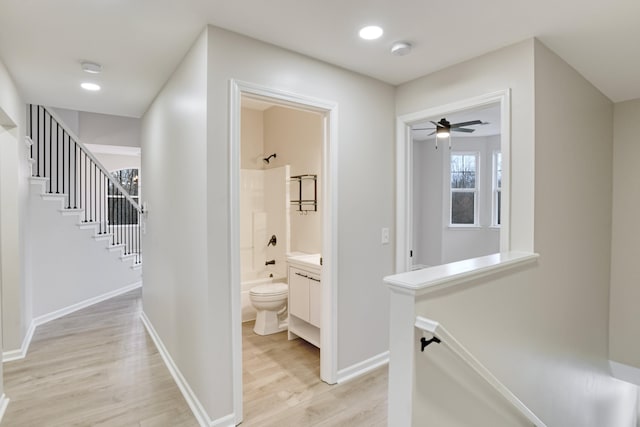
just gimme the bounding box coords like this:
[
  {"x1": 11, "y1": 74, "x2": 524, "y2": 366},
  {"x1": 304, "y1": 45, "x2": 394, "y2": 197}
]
[
  {"x1": 108, "y1": 168, "x2": 139, "y2": 225},
  {"x1": 450, "y1": 152, "x2": 478, "y2": 225},
  {"x1": 493, "y1": 151, "x2": 502, "y2": 226}
]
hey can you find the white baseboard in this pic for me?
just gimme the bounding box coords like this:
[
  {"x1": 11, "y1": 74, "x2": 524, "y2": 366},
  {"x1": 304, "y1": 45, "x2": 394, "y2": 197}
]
[
  {"x1": 610, "y1": 360, "x2": 640, "y2": 386},
  {"x1": 2, "y1": 321, "x2": 36, "y2": 362},
  {"x1": 140, "y1": 311, "x2": 235, "y2": 427},
  {"x1": 3, "y1": 281, "x2": 142, "y2": 363},
  {"x1": 336, "y1": 350, "x2": 389, "y2": 384},
  {"x1": 210, "y1": 413, "x2": 236, "y2": 427},
  {"x1": 33, "y1": 281, "x2": 142, "y2": 327},
  {"x1": 0, "y1": 393, "x2": 9, "y2": 423}
]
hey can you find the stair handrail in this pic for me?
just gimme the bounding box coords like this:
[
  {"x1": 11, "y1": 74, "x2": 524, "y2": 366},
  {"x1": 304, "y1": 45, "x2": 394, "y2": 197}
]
[
  {"x1": 415, "y1": 315, "x2": 547, "y2": 427},
  {"x1": 41, "y1": 106, "x2": 141, "y2": 212}
]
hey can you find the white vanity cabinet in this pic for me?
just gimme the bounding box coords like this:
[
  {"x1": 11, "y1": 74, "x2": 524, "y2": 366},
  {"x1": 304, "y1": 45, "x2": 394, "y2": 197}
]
[{"x1": 287, "y1": 254, "x2": 321, "y2": 348}]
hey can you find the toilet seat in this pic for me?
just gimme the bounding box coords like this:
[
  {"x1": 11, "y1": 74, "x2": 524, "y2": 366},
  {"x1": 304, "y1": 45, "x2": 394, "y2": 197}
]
[{"x1": 249, "y1": 282, "x2": 288, "y2": 297}]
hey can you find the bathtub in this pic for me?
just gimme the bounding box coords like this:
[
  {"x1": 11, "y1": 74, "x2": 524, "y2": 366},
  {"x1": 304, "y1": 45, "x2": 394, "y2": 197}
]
[{"x1": 241, "y1": 272, "x2": 287, "y2": 323}]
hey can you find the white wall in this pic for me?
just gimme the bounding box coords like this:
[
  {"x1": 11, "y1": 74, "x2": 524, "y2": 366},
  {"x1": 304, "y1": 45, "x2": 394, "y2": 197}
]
[
  {"x1": 78, "y1": 111, "x2": 141, "y2": 147},
  {"x1": 143, "y1": 25, "x2": 394, "y2": 422},
  {"x1": 0, "y1": 56, "x2": 31, "y2": 361},
  {"x1": 398, "y1": 38, "x2": 637, "y2": 426},
  {"x1": 205, "y1": 26, "x2": 394, "y2": 387},
  {"x1": 29, "y1": 185, "x2": 141, "y2": 317},
  {"x1": 412, "y1": 138, "x2": 443, "y2": 267},
  {"x1": 50, "y1": 108, "x2": 79, "y2": 135},
  {"x1": 263, "y1": 106, "x2": 322, "y2": 255},
  {"x1": 610, "y1": 98, "x2": 640, "y2": 369},
  {"x1": 141, "y1": 29, "x2": 213, "y2": 418}
]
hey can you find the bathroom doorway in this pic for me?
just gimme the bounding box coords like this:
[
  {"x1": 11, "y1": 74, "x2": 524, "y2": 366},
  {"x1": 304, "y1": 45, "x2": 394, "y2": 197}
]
[
  {"x1": 395, "y1": 90, "x2": 511, "y2": 272},
  {"x1": 229, "y1": 80, "x2": 338, "y2": 424}
]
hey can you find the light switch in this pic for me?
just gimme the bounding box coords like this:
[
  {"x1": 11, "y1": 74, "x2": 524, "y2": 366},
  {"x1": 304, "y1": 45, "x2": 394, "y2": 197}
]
[{"x1": 381, "y1": 227, "x2": 390, "y2": 245}]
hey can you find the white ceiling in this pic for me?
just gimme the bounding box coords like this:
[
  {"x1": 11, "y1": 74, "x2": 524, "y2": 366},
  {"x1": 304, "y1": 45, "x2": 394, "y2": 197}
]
[{"x1": 1, "y1": 0, "x2": 639, "y2": 118}]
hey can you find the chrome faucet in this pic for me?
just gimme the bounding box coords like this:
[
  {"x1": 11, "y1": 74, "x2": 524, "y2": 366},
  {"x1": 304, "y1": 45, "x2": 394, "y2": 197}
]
[{"x1": 265, "y1": 259, "x2": 276, "y2": 266}]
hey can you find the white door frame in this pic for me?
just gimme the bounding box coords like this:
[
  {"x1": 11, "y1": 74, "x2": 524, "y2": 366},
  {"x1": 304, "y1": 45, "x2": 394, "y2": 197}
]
[
  {"x1": 395, "y1": 90, "x2": 511, "y2": 273},
  {"x1": 229, "y1": 79, "x2": 339, "y2": 423}
]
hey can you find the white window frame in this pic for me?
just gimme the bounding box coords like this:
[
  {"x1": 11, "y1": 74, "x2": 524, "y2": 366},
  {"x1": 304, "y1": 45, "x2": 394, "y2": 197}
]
[
  {"x1": 449, "y1": 151, "x2": 480, "y2": 227},
  {"x1": 492, "y1": 150, "x2": 502, "y2": 227}
]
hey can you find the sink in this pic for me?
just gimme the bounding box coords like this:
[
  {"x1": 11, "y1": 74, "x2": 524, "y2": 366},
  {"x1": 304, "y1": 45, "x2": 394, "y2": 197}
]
[{"x1": 287, "y1": 253, "x2": 322, "y2": 270}]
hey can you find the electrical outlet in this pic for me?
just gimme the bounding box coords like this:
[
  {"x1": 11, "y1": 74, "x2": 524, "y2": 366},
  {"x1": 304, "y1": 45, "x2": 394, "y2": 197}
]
[{"x1": 381, "y1": 227, "x2": 390, "y2": 245}]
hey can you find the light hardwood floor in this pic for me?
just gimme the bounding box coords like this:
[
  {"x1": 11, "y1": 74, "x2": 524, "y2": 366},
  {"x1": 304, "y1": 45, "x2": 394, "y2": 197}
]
[
  {"x1": 2, "y1": 289, "x2": 198, "y2": 427},
  {"x1": 242, "y1": 322, "x2": 387, "y2": 426},
  {"x1": 2, "y1": 290, "x2": 387, "y2": 426}
]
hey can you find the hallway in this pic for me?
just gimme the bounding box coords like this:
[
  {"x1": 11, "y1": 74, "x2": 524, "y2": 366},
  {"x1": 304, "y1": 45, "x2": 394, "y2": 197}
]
[
  {"x1": 1, "y1": 289, "x2": 387, "y2": 426},
  {"x1": 2, "y1": 289, "x2": 197, "y2": 426}
]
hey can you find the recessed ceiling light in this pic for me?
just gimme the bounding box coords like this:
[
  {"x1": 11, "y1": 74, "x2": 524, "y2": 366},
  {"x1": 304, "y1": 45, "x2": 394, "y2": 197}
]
[
  {"x1": 81, "y1": 82, "x2": 101, "y2": 91},
  {"x1": 81, "y1": 61, "x2": 102, "y2": 74},
  {"x1": 359, "y1": 25, "x2": 383, "y2": 40}
]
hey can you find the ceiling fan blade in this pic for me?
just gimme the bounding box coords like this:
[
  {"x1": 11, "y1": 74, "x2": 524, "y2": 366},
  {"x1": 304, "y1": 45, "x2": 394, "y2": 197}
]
[
  {"x1": 452, "y1": 127, "x2": 475, "y2": 133},
  {"x1": 430, "y1": 120, "x2": 443, "y2": 127},
  {"x1": 451, "y1": 120, "x2": 482, "y2": 128},
  {"x1": 412, "y1": 127, "x2": 436, "y2": 131},
  {"x1": 427, "y1": 131, "x2": 436, "y2": 136}
]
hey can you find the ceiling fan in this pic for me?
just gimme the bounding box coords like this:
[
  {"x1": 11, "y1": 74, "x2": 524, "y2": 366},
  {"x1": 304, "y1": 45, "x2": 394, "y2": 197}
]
[{"x1": 413, "y1": 117, "x2": 486, "y2": 148}]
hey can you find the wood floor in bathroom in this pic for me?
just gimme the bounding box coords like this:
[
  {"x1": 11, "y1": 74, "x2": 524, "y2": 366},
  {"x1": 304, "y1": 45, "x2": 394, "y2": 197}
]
[{"x1": 242, "y1": 322, "x2": 388, "y2": 426}]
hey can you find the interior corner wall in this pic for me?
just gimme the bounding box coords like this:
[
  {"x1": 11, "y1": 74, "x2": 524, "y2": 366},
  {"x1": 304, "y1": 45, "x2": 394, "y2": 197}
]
[
  {"x1": 610, "y1": 98, "x2": 640, "y2": 369},
  {"x1": 399, "y1": 38, "x2": 638, "y2": 427},
  {"x1": 140, "y1": 29, "x2": 213, "y2": 419},
  {"x1": 0, "y1": 56, "x2": 30, "y2": 360},
  {"x1": 205, "y1": 24, "x2": 394, "y2": 418},
  {"x1": 530, "y1": 39, "x2": 635, "y2": 425}
]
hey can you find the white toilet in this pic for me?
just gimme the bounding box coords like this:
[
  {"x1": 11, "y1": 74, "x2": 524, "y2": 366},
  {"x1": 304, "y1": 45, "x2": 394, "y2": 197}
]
[{"x1": 249, "y1": 282, "x2": 288, "y2": 335}]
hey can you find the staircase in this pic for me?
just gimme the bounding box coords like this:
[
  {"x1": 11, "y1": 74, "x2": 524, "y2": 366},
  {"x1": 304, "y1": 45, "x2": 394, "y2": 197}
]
[{"x1": 27, "y1": 105, "x2": 142, "y2": 268}]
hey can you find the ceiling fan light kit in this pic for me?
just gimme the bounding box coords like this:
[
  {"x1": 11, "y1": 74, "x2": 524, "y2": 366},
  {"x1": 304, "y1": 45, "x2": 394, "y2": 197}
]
[{"x1": 412, "y1": 117, "x2": 485, "y2": 149}]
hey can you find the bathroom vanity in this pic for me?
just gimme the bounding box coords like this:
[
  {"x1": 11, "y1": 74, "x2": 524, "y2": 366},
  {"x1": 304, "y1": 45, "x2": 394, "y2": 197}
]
[{"x1": 287, "y1": 253, "x2": 321, "y2": 348}]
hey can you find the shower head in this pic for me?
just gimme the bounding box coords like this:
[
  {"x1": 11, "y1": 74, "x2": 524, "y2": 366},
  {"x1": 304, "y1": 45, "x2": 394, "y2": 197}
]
[{"x1": 263, "y1": 153, "x2": 277, "y2": 164}]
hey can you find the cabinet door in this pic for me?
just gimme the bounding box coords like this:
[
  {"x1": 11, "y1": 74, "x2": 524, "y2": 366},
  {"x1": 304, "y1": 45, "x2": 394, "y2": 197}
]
[
  {"x1": 308, "y1": 275, "x2": 321, "y2": 328},
  {"x1": 289, "y1": 267, "x2": 310, "y2": 322}
]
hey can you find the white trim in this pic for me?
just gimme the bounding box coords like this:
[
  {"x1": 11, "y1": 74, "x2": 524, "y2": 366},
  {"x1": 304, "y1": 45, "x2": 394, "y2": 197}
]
[
  {"x1": 140, "y1": 312, "x2": 235, "y2": 427},
  {"x1": 609, "y1": 360, "x2": 640, "y2": 386},
  {"x1": 33, "y1": 281, "x2": 142, "y2": 327},
  {"x1": 337, "y1": 351, "x2": 389, "y2": 384},
  {"x1": 229, "y1": 80, "x2": 339, "y2": 423},
  {"x1": 2, "y1": 320, "x2": 36, "y2": 362},
  {"x1": 415, "y1": 316, "x2": 547, "y2": 427},
  {"x1": 3, "y1": 282, "x2": 142, "y2": 362},
  {"x1": 0, "y1": 394, "x2": 9, "y2": 423},
  {"x1": 384, "y1": 251, "x2": 538, "y2": 297},
  {"x1": 395, "y1": 90, "x2": 511, "y2": 273}
]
